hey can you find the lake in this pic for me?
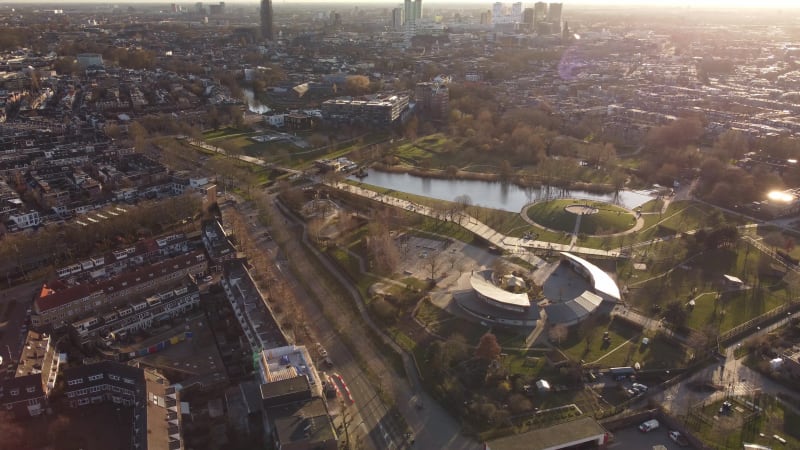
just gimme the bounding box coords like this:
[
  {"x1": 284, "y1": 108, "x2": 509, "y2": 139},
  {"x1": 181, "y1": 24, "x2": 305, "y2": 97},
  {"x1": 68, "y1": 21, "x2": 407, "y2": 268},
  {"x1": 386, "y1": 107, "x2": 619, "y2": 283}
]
[{"x1": 350, "y1": 169, "x2": 655, "y2": 213}]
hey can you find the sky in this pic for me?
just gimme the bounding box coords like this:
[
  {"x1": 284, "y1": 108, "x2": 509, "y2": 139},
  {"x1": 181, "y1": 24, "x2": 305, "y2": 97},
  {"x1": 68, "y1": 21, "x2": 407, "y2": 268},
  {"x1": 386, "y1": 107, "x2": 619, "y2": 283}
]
[{"x1": 4, "y1": 0, "x2": 800, "y2": 7}]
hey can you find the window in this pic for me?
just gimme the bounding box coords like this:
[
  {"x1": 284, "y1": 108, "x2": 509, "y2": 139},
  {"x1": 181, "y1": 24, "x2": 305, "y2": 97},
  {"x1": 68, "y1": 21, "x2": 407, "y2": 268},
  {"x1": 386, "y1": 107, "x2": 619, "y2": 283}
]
[
  {"x1": 10, "y1": 389, "x2": 19, "y2": 396},
  {"x1": 67, "y1": 378, "x2": 83, "y2": 386},
  {"x1": 123, "y1": 378, "x2": 135, "y2": 385},
  {"x1": 66, "y1": 392, "x2": 75, "y2": 398},
  {"x1": 78, "y1": 398, "x2": 90, "y2": 406},
  {"x1": 25, "y1": 387, "x2": 35, "y2": 393},
  {"x1": 89, "y1": 386, "x2": 101, "y2": 393},
  {"x1": 108, "y1": 374, "x2": 120, "y2": 381},
  {"x1": 27, "y1": 399, "x2": 39, "y2": 406},
  {"x1": 88, "y1": 374, "x2": 103, "y2": 381},
  {"x1": 112, "y1": 386, "x2": 121, "y2": 393}
]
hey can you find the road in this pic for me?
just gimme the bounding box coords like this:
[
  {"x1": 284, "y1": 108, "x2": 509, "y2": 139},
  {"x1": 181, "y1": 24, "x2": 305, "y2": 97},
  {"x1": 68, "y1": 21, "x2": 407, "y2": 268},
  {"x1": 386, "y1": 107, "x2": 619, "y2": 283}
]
[
  {"x1": 245, "y1": 194, "x2": 479, "y2": 449},
  {"x1": 226, "y1": 198, "x2": 411, "y2": 449},
  {"x1": 653, "y1": 309, "x2": 800, "y2": 416}
]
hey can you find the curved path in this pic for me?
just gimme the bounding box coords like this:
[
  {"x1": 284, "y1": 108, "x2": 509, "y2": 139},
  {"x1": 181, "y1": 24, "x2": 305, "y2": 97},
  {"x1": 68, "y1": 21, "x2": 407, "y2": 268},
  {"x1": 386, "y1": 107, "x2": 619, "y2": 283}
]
[
  {"x1": 519, "y1": 201, "x2": 645, "y2": 241},
  {"x1": 333, "y1": 181, "x2": 623, "y2": 257}
]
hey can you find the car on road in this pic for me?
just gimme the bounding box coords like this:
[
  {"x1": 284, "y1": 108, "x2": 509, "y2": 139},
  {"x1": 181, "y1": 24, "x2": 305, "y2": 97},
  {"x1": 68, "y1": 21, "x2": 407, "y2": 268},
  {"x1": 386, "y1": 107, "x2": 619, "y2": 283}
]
[
  {"x1": 316, "y1": 342, "x2": 328, "y2": 358},
  {"x1": 638, "y1": 419, "x2": 659, "y2": 433},
  {"x1": 669, "y1": 430, "x2": 689, "y2": 447}
]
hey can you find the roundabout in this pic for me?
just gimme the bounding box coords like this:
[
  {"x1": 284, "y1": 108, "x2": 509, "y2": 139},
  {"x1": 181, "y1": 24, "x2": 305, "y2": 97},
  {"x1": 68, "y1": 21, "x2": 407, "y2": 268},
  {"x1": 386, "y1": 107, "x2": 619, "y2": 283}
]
[{"x1": 523, "y1": 199, "x2": 640, "y2": 236}]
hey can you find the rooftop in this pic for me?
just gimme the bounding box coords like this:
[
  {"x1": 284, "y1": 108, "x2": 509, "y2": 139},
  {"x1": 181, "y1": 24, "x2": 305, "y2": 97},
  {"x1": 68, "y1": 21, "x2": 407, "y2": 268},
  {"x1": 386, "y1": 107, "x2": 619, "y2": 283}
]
[
  {"x1": 486, "y1": 417, "x2": 607, "y2": 450},
  {"x1": 266, "y1": 397, "x2": 337, "y2": 450},
  {"x1": 470, "y1": 271, "x2": 531, "y2": 308},
  {"x1": 560, "y1": 252, "x2": 621, "y2": 302}
]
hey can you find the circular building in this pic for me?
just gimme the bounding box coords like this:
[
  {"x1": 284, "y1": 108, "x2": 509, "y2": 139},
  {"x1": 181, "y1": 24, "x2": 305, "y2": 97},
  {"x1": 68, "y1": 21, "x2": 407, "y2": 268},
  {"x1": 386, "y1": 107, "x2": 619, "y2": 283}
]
[{"x1": 455, "y1": 252, "x2": 620, "y2": 328}]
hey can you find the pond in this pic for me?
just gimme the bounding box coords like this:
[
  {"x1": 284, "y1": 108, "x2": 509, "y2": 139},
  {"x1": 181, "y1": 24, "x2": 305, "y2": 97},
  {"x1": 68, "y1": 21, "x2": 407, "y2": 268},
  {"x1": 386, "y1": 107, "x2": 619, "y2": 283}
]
[{"x1": 350, "y1": 169, "x2": 654, "y2": 213}]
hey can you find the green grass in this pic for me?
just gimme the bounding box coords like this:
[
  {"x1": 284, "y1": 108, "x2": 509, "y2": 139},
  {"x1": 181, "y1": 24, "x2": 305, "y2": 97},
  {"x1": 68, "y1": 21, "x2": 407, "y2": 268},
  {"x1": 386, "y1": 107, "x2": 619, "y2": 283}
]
[
  {"x1": 637, "y1": 198, "x2": 664, "y2": 213},
  {"x1": 526, "y1": 199, "x2": 635, "y2": 235},
  {"x1": 558, "y1": 316, "x2": 687, "y2": 369},
  {"x1": 559, "y1": 316, "x2": 640, "y2": 367},
  {"x1": 688, "y1": 396, "x2": 800, "y2": 450},
  {"x1": 624, "y1": 241, "x2": 790, "y2": 333}
]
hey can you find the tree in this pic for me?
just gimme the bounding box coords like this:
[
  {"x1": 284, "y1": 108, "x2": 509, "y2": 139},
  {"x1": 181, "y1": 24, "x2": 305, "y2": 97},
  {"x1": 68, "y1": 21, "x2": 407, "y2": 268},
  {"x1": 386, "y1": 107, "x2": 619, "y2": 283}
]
[
  {"x1": 548, "y1": 323, "x2": 568, "y2": 345},
  {"x1": 344, "y1": 75, "x2": 371, "y2": 95},
  {"x1": 426, "y1": 251, "x2": 442, "y2": 281},
  {"x1": 664, "y1": 300, "x2": 688, "y2": 327},
  {"x1": 475, "y1": 332, "x2": 501, "y2": 361}
]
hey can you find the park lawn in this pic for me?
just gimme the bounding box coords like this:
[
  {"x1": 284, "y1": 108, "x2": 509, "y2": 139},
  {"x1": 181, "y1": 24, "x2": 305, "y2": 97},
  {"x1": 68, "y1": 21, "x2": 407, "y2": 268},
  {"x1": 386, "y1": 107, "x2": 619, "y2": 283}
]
[
  {"x1": 637, "y1": 198, "x2": 664, "y2": 213},
  {"x1": 578, "y1": 204, "x2": 636, "y2": 235},
  {"x1": 685, "y1": 293, "x2": 719, "y2": 331},
  {"x1": 503, "y1": 350, "x2": 548, "y2": 378},
  {"x1": 635, "y1": 332, "x2": 687, "y2": 369},
  {"x1": 202, "y1": 126, "x2": 246, "y2": 140},
  {"x1": 466, "y1": 205, "x2": 531, "y2": 236},
  {"x1": 623, "y1": 241, "x2": 765, "y2": 312},
  {"x1": 526, "y1": 199, "x2": 582, "y2": 233},
  {"x1": 559, "y1": 316, "x2": 640, "y2": 367}
]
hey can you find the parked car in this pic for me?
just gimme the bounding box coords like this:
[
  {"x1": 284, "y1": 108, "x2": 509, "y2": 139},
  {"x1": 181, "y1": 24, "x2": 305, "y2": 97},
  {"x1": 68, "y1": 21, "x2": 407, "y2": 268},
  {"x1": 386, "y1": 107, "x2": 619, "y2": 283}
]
[
  {"x1": 632, "y1": 383, "x2": 648, "y2": 393},
  {"x1": 638, "y1": 419, "x2": 659, "y2": 433},
  {"x1": 316, "y1": 343, "x2": 328, "y2": 358},
  {"x1": 669, "y1": 430, "x2": 689, "y2": 447}
]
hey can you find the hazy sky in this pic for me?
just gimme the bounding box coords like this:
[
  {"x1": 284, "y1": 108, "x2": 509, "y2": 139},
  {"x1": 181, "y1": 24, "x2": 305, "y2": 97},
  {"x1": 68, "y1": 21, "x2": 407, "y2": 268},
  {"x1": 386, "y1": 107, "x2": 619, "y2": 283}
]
[
  {"x1": 3, "y1": 0, "x2": 800, "y2": 8},
  {"x1": 5, "y1": 0, "x2": 800, "y2": 5}
]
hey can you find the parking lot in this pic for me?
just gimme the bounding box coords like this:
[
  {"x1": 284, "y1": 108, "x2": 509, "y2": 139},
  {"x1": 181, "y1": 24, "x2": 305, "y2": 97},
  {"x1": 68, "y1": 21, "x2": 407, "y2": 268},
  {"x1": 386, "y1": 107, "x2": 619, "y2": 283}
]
[{"x1": 609, "y1": 426, "x2": 692, "y2": 449}]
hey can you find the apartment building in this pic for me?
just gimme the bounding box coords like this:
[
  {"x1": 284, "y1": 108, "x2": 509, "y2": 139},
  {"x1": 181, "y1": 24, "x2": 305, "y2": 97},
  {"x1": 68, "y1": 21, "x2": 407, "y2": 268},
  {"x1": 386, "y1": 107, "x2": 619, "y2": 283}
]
[
  {"x1": 63, "y1": 361, "x2": 184, "y2": 450},
  {"x1": 33, "y1": 251, "x2": 207, "y2": 329},
  {"x1": 0, "y1": 331, "x2": 60, "y2": 418},
  {"x1": 220, "y1": 259, "x2": 287, "y2": 353},
  {"x1": 71, "y1": 284, "x2": 201, "y2": 348},
  {"x1": 321, "y1": 94, "x2": 410, "y2": 125}
]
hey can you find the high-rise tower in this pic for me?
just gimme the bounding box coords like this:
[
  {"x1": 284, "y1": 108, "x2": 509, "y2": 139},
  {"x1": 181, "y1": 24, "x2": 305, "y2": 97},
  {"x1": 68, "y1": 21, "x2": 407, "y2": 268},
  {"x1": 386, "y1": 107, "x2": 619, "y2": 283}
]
[{"x1": 260, "y1": 0, "x2": 273, "y2": 41}]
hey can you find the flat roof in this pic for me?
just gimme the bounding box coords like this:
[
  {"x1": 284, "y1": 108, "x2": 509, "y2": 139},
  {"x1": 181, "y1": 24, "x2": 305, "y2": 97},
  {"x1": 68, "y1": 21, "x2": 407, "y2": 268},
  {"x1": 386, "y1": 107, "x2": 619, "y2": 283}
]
[
  {"x1": 560, "y1": 252, "x2": 621, "y2": 301},
  {"x1": 470, "y1": 272, "x2": 531, "y2": 308},
  {"x1": 544, "y1": 290, "x2": 603, "y2": 325},
  {"x1": 487, "y1": 417, "x2": 606, "y2": 450}
]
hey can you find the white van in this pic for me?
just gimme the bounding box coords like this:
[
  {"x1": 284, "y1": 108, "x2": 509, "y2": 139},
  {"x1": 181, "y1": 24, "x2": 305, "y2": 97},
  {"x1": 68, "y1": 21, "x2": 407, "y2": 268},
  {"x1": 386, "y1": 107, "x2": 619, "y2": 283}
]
[{"x1": 638, "y1": 419, "x2": 659, "y2": 433}]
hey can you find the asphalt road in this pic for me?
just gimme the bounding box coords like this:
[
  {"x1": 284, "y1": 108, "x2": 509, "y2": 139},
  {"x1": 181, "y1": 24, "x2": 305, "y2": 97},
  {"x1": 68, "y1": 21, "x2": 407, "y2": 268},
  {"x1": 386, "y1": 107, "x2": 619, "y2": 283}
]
[{"x1": 225, "y1": 198, "x2": 406, "y2": 449}]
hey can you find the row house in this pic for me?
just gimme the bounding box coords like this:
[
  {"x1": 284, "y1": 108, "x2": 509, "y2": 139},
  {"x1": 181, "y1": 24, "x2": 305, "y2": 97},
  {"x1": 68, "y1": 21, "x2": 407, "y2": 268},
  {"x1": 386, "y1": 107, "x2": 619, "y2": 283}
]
[
  {"x1": 221, "y1": 259, "x2": 288, "y2": 353},
  {"x1": 33, "y1": 251, "x2": 207, "y2": 330},
  {"x1": 71, "y1": 284, "x2": 200, "y2": 348}
]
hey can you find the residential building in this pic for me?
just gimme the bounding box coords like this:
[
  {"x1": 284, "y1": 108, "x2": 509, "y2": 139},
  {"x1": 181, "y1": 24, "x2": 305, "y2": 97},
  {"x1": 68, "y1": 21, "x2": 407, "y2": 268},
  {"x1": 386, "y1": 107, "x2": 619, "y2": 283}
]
[
  {"x1": 202, "y1": 219, "x2": 237, "y2": 263},
  {"x1": 221, "y1": 259, "x2": 288, "y2": 353},
  {"x1": 415, "y1": 82, "x2": 449, "y2": 120},
  {"x1": 322, "y1": 94, "x2": 409, "y2": 125},
  {"x1": 0, "y1": 331, "x2": 60, "y2": 418},
  {"x1": 63, "y1": 362, "x2": 184, "y2": 450},
  {"x1": 71, "y1": 284, "x2": 201, "y2": 348},
  {"x1": 33, "y1": 251, "x2": 207, "y2": 329}
]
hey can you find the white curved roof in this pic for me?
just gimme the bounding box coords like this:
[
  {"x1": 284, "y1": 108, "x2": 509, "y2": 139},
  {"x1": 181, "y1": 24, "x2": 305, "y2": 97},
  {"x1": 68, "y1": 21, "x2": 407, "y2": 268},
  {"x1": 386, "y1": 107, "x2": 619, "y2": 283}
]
[
  {"x1": 560, "y1": 252, "x2": 621, "y2": 301},
  {"x1": 470, "y1": 273, "x2": 531, "y2": 308}
]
